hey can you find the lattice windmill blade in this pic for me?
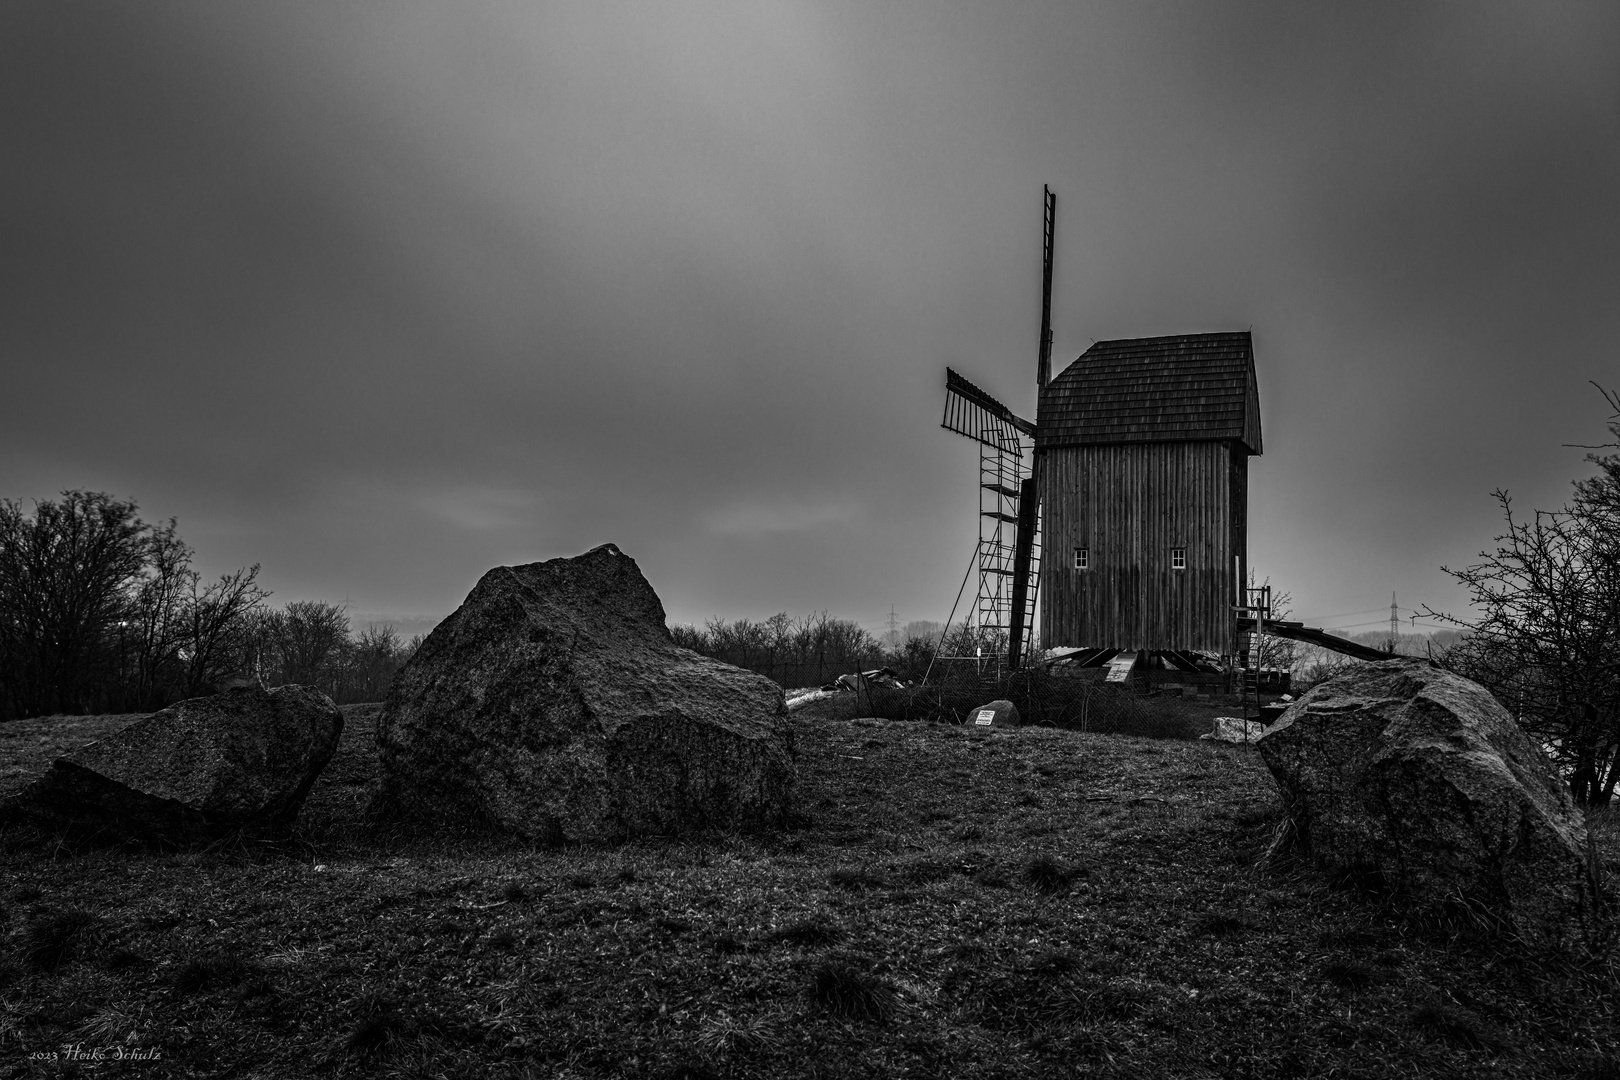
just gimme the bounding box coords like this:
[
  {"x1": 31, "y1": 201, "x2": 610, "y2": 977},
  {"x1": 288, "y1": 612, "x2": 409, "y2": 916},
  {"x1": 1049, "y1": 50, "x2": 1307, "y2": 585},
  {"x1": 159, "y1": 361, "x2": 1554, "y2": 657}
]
[
  {"x1": 934, "y1": 187, "x2": 1054, "y2": 678},
  {"x1": 942, "y1": 367, "x2": 1035, "y2": 449},
  {"x1": 938, "y1": 367, "x2": 1039, "y2": 677}
]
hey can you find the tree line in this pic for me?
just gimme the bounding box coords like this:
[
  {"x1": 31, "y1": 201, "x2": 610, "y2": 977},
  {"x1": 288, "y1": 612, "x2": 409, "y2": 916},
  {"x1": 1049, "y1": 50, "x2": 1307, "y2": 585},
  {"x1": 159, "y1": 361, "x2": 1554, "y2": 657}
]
[
  {"x1": 0, "y1": 492, "x2": 418, "y2": 720},
  {"x1": 669, "y1": 612, "x2": 1024, "y2": 689},
  {"x1": 669, "y1": 612, "x2": 888, "y2": 689}
]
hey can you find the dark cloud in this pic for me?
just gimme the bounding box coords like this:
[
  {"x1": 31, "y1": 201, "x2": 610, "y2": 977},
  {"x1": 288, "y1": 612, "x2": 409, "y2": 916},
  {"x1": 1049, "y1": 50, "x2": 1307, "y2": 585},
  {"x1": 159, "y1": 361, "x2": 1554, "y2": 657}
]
[{"x1": 3, "y1": 1, "x2": 1617, "y2": 636}]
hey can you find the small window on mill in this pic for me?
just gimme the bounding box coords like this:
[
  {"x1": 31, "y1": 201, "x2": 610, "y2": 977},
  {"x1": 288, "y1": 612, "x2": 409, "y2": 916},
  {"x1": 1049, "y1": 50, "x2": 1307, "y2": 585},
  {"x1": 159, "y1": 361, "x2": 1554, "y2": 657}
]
[
  {"x1": 1171, "y1": 547, "x2": 1187, "y2": 570},
  {"x1": 1074, "y1": 547, "x2": 1089, "y2": 570}
]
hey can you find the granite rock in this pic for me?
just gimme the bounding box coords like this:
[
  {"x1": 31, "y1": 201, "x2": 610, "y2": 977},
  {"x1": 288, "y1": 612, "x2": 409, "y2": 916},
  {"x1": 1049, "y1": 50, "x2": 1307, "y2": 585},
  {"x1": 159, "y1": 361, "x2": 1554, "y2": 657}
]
[
  {"x1": 370, "y1": 544, "x2": 795, "y2": 842},
  {"x1": 1, "y1": 685, "x2": 343, "y2": 845},
  {"x1": 1257, "y1": 658, "x2": 1604, "y2": 950}
]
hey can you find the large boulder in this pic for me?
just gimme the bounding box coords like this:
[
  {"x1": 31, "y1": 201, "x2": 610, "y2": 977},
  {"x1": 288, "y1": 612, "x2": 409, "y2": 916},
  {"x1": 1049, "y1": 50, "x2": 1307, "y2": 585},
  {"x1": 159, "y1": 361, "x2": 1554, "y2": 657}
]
[
  {"x1": 369, "y1": 543, "x2": 796, "y2": 842},
  {"x1": 1257, "y1": 658, "x2": 1605, "y2": 950},
  {"x1": 0, "y1": 685, "x2": 342, "y2": 846}
]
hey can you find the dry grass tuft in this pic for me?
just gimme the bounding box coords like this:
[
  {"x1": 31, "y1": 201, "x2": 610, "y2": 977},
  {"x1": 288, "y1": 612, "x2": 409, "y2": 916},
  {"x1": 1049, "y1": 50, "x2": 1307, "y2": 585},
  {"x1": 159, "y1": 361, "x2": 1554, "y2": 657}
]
[
  {"x1": 1029, "y1": 949, "x2": 1079, "y2": 974},
  {"x1": 77, "y1": 1006, "x2": 142, "y2": 1044},
  {"x1": 1190, "y1": 909, "x2": 1255, "y2": 937},
  {"x1": 344, "y1": 1000, "x2": 409, "y2": 1058},
  {"x1": 1321, "y1": 958, "x2": 1376, "y2": 990},
  {"x1": 694, "y1": 1011, "x2": 776, "y2": 1056},
  {"x1": 808, "y1": 956, "x2": 897, "y2": 1023},
  {"x1": 173, "y1": 950, "x2": 261, "y2": 994},
  {"x1": 1562, "y1": 1050, "x2": 1620, "y2": 1080},
  {"x1": 768, "y1": 918, "x2": 842, "y2": 949},
  {"x1": 1408, "y1": 1001, "x2": 1501, "y2": 1050},
  {"x1": 653, "y1": 1061, "x2": 722, "y2": 1080},
  {"x1": 827, "y1": 866, "x2": 885, "y2": 892},
  {"x1": 19, "y1": 905, "x2": 99, "y2": 971},
  {"x1": 1318, "y1": 925, "x2": 1382, "y2": 950},
  {"x1": 103, "y1": 947, "x2": 149, "y2": 971},
  {"x1": 1023, "y1": 855, "x2": 1075, "y2": 896}
]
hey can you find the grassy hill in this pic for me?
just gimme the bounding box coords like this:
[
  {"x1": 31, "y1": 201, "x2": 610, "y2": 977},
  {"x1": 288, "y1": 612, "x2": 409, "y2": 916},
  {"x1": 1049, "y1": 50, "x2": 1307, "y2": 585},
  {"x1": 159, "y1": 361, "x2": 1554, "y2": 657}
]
[{"x1": 1, "y1": 705, "x2": 1617, "y2": 1078}]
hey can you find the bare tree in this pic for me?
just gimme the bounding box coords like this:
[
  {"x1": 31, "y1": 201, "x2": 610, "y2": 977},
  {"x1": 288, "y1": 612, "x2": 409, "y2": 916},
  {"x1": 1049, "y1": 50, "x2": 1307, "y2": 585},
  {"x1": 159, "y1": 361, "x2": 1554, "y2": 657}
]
[
  {"x1": 1427, "y1": 494, "x2": 1620, "y2": 805},
  {"x1": 350, "y1": 623, "x2": 403, "y2": 701},
  {"x1": 179, "y1": 565, "x2": 270, "y2": 697},
  {"x1": 272, "y1": 601, "x2": 351, "y2": 692},
  {"x1": 126, "y1": 519, "x2": 193, "y2": 708},
  {"x1": 0, "y1": 492, "x2": 149, "y2": 717},
  {"x1": 1246, "y1": 575, "x2": 1299, "y2": 674},
  {"x1": 1424, "y1": 388, "x2": 1620, "y2": 807}
]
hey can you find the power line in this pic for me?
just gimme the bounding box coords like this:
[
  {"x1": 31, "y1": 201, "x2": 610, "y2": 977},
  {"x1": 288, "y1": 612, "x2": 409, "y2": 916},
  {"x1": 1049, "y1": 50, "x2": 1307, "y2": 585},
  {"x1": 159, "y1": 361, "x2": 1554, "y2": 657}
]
[
  {"x1": 1297, "y1": 607, "x2": 1388, "y2": 622},
  {"x1": 1298, "y1": 605, "x2": 1422, "y2": 623},
  {"x1": 1316, "y1": 616, "x2": 1445, "y2": 632}
]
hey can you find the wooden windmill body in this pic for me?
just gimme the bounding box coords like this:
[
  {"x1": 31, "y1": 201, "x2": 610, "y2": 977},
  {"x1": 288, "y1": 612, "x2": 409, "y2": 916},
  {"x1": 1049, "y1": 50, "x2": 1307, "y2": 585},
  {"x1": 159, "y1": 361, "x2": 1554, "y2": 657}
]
[
  {"x1": 940, "y1": 190, "x2": 1262, "y2": 673},
  {"x1": 1037, "y1": 332, "x2": 1261, "y2": 657}
]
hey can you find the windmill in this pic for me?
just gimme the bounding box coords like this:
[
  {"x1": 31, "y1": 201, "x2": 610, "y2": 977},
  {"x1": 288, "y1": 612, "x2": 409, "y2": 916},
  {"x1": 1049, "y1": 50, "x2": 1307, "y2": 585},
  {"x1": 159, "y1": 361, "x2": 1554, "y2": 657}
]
[{"x1": 938, "y1": 187, "x2": 1055, "y2": 674}]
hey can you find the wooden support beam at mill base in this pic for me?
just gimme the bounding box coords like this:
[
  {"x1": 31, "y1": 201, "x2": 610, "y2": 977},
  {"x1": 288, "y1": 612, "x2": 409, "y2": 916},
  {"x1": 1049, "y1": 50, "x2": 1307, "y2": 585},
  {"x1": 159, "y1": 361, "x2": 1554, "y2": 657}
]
[{"x1": 1006, "y1": 473, "x2": 1040, "y2": 669}]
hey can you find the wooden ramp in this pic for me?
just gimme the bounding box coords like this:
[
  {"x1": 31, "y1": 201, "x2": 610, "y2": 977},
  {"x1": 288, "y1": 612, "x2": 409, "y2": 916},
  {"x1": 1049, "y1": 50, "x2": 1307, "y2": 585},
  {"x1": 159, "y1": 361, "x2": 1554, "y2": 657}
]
[{"x1": 1238, "y1": 617, "x2": 1402, "y2": 663}]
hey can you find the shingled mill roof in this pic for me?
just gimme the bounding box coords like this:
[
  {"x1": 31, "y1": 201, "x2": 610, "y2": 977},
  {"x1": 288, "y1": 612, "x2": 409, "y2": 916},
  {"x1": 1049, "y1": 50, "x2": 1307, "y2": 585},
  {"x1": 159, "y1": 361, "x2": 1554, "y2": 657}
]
[{"x1": 1036, "y1": 331, "x2": 1262, "y2": 454}]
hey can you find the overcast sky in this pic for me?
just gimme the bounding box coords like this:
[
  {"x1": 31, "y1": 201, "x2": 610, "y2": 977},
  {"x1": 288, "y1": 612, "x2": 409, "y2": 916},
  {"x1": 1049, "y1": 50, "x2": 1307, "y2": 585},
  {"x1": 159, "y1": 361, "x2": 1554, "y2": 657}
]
[{"x1": 4, "y1": 2, "x2": 1618, "y2": 642}]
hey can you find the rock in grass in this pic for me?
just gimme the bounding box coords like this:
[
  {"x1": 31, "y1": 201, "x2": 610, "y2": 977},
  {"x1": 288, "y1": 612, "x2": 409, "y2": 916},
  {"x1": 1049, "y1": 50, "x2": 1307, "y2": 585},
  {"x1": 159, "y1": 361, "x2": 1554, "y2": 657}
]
[
  {"x1": 967, "y1": 699, "x2": 1020, "y2": 729},
  {"x1": 1256, "y1": 658, "x2": 1604, "y2": 951},
  {"x1": 0, "y1": 685, "x2": 342, "y2": 846},
  {"x1": 369, "y1": 543, "x2": 796, "y2": 843}
]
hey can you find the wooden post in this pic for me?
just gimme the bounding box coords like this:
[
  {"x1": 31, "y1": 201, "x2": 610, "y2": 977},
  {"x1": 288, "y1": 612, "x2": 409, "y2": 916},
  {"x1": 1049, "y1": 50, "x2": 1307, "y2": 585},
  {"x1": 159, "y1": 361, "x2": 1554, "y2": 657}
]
[{"x1": 1006, "y1": 474, "x2": 1040, "y2": 670}]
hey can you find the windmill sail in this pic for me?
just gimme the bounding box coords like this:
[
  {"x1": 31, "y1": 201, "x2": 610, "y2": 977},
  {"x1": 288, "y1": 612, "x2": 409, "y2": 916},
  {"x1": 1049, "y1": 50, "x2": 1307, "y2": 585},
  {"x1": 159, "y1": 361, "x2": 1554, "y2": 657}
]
[
  {"x1": 942, "y1": 367, "x2": 1035, "y2": 448},
  {"x1": 935, "y1": 187, "x2": 1052, "y2": 675},
  {"x1": 938, "y1": 367, "x2": 1040, "y2": 675},
  {"x1": 1037, "y1": 186, "x2": 1056, "y2": 390}
]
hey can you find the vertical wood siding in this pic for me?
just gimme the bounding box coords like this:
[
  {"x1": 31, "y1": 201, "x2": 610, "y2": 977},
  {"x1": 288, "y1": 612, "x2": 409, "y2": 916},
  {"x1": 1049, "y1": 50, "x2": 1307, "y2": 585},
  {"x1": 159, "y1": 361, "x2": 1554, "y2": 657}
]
[{"x1": 1039, "y1": 440, "x2": 1247, "y2": 653}]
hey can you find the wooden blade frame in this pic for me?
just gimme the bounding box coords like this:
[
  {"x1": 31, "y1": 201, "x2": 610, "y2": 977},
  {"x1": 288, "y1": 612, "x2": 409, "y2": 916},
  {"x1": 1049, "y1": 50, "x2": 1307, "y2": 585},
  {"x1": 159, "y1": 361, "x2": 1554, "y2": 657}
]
[
  {"x1": 1037, "y1": 186, "x2": 1056, "y2": 390},
  {"x1": 939, "y1": 367, "x2": 1040, "y2": 679},
  {"x1": 942, "y1": 367, "x2": 1035, "y2": 449}
]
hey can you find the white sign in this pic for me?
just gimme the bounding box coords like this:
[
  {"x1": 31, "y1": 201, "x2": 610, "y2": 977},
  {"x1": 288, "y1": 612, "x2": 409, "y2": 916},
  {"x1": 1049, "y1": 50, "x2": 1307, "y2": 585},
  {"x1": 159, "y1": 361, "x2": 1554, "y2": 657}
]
[{"x1": 974, "y1": 709, "x2": 996, "y2": 726}]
